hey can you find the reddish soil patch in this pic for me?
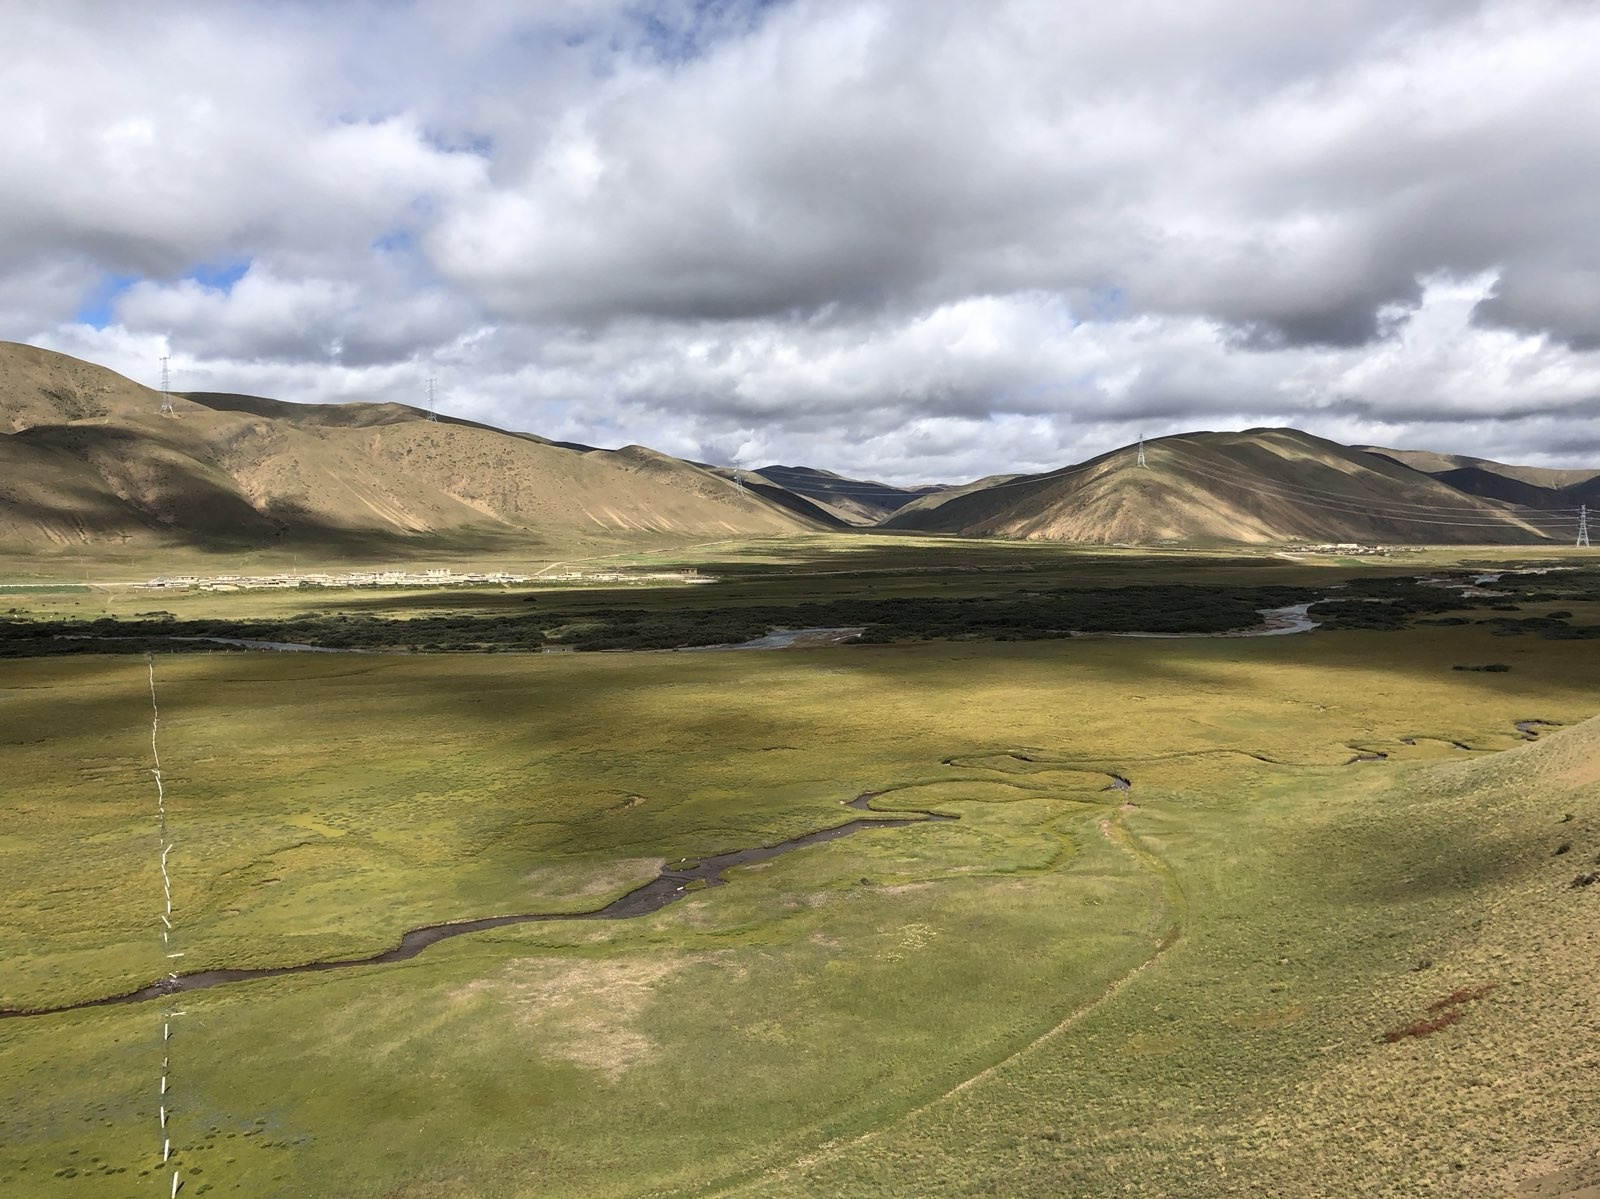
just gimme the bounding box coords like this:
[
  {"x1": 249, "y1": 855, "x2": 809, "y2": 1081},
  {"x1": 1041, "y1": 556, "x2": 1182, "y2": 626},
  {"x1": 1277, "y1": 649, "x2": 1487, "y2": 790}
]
[{"x1": 1383, "y1": 982, "x2": 1498, "y2": 1043}]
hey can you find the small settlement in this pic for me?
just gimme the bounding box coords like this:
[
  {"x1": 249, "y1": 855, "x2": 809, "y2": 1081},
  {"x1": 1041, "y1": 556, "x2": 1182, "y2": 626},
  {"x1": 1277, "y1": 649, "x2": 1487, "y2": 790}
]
[{"x1": 139, "y1": 568, "x2": 711, "y2": 592}]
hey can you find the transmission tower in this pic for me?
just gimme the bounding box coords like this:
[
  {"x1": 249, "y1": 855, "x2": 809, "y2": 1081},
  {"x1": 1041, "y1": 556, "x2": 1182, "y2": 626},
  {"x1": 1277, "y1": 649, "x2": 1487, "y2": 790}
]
[
  {"x1": 1137, "y1": 433, "x2": 1146, "y2": 468},
  {"x1": 159, "y1": 356, "x2": 174, "y2": 416},
  {"x1": 427, "y1": 376, "x2": 438, "y2": 422},
  {"x1": 733, "y1": 469, "x2": 744, "y2": 496},
  {"x1": 1580, "y1": 504, "x2": 1591, "y2": 549}
]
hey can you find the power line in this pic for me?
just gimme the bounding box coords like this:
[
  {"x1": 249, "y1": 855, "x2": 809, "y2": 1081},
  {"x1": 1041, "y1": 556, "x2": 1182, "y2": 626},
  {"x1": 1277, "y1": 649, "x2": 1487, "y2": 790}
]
[
  {"x1": 1161, "y1": 460, "x2": 1567, "y2": 524},
  {"x1": 754, "y1": 444, "x2": 1589, "y2": 511},
  {"x1": 1160, "y1": 474, "x2": 1578, "y2": 530},
  {"x1": 745, "y1": 440, "x2": 1591, "y2": 535},
  {"x1": 1160, "y1": 445, "x2": 1586, "y2": 516},
  {"x1": 876, "y1": 444, "x2": 1581, "y2": 532},
  {"x1": 145, "y1": 655, "x2": 184, "y2": 1196},
  {"x1": 1160, "y1": 449, "x2": 1585, "y2": 525},
  {"x1": 159, "y1": 356, "x2": 174, "y2": 417}
]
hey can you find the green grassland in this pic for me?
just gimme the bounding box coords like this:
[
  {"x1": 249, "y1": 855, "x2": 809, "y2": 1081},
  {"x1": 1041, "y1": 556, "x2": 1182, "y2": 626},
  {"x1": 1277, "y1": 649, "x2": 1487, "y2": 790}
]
[
  {"x1": 4, "y1": 533, "x2": 1593, "y2": 619},
  {"x1": 5, "y1": 535, "x2": 1598, "y2": 657},
  {"x1": 0, "y1": 524, "x2": 749, "y2": 587},
  {"x1": 1, "y1": 543, "x2": 1598, "y2": 1196}
]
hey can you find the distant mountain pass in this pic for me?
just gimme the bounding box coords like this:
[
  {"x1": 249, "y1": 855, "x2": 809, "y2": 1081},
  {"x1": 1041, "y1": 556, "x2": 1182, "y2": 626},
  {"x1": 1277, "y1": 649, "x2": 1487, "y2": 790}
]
[{"x1": 737, "y1": 464, "x2": 944, "y2": 526}]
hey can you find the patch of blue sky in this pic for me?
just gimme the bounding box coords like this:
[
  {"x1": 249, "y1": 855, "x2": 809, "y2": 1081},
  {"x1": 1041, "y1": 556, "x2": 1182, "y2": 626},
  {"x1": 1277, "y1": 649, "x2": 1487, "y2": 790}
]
[
  {"x1": 1031, "y1": 290, "x2": 1082, "y2": 331},
  {"x1": 74, "y1": 273, "x2": 141, "y2": 329},
  {"x1": 633, "y1": 0, "x2": 788, "y2": 65},
  {"x1": 373, "y1": 229, "x2": 415, "y2": 254},
  {"x1": 1087, "y1": 286, "x2": 1129, "y2": 321},
  {"x1": 186, "y1": 259, "x2": 250, "y2": 292},
  {"x1": 375, "y1": 223, "x2": 457, "y2": 291},
  {"x1": 422, "y1": 126, "x2": 494, "y2": 157}
]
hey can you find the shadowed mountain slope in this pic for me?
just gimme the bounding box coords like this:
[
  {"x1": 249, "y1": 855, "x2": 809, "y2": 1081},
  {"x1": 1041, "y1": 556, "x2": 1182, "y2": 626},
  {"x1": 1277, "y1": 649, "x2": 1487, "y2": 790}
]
[
  {"x1": 1363, "y1": 445, "x2": 1600, "y2": 489},
  {"x1": 1363, "y1": 445, "x2": 1599, "y2": 491},
  {"x1": 1362, "y1": 445, "x2": 1599, "y2": 517},
  {"x1": 884, "y1": 428, "x2": 1566, "y2": 544},
  {"x1": 1427, "y1": 466, "x2": 1574, "y2": 510},
  {"x1": 0, "y1": 342, "x2": 828, "y2": 556}
]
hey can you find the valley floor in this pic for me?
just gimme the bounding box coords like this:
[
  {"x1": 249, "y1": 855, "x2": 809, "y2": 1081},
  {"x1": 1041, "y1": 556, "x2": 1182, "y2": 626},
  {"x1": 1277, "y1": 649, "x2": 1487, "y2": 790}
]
[{"x1": 1, "y1": 541, "x2": 1597, "y2": 1196}]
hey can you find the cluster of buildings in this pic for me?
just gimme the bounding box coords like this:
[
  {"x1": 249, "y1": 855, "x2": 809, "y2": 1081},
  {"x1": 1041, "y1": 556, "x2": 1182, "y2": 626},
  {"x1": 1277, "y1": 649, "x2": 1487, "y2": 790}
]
[
  {"x1": 140, "y1": 569, "x2": 530, "y2": 592},
  {"x1": 1283, "y1": 543, "x2": 1390, "y2": 555},
  {"x1": 138, "y1": 568, "x2": 712, "y2": 592},
  {"x1": 535, "y1": 570, "x2": 712, "y2": 585}
]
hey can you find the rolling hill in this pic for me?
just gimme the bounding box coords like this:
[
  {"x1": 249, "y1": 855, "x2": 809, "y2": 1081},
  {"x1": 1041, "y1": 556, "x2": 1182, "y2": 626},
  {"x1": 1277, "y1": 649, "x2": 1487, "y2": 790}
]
[
  {"x1": 4, "y1": 342, "x2": 1593, "y2": 557},
  {"x1": 883, "y1": 427, "x2": 1572, "y2": 544},
  {"x1": 0, "y1": 342, "x2": 829, "y2": 559}
]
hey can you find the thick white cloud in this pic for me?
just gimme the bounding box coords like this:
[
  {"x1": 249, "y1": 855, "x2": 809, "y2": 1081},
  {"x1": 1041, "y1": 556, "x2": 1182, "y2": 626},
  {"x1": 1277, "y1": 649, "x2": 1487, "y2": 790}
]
[
  {"x1": 0, "y1": 3, "x2": 484, "y2": 276},
  {"x1": 112, "y1": 259, "x2": 475, "y2": 367},
  {"x1": 7, "y1": 0, "x2": 1600, "y2": 482}
]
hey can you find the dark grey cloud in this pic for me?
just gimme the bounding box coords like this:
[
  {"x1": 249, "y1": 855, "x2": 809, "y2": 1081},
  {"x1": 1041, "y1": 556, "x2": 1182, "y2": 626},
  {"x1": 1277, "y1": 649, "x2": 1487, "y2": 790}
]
[
  {"x1": 1473, "y1": 262, "x2": 1600, "y2": 351},
  {"x1": 6, "y1": 0, "x2": 1600, "y2": 483}
]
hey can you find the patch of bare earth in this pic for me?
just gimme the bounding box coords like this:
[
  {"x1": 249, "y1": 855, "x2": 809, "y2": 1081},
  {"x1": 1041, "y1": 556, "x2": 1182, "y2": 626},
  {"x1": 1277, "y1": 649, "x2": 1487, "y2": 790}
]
[
  {"x1": 1511, "y1": 1158, "x2": 1600, "y2": 1198},
  {"x1": 453, "y1": 954, "x2": 693, "y2": 1081},
  {"x1": 521, "y1": 856, "x2": 664, "y2": 904}
]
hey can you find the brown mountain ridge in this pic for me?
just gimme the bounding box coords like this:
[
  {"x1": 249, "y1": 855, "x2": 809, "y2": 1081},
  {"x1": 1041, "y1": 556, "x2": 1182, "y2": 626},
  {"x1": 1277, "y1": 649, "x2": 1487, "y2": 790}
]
[
  {"x1": 0, "y1": 341, "x2": 828, "y2": 558},
  {"x1": 883, "y1": 428, "x2": 1579, "y2": 545},
  {"x1": 2, "y1": 342, "x2": 1592, "y2": 557}
]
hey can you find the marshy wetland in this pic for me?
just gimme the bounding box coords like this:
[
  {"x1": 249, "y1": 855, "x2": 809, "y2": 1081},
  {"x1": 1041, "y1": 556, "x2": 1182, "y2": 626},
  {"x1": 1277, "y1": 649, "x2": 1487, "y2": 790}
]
[{"x1": 2, "y1": 537, "x2": 1598, "y2": 1196}]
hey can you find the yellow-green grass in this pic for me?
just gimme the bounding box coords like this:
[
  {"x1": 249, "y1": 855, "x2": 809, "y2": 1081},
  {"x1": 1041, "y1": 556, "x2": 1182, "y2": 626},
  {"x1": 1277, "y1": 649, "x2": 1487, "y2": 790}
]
[
  {"x1": 1, "y1": 620, "x2": 1597, "y2": 1196},
  {"x1": 0, "y1": 527, "x2": 770, "y2": 589},
  {"x1": 736, "y1": 709, "x2": 1600, "y2": 1198}
]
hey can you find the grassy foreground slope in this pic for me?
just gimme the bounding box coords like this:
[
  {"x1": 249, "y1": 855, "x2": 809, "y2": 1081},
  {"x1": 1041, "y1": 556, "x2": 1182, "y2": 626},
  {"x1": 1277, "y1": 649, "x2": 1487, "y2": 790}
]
[
  {"x1": 743, "y1": 707, "x2": 1600, "y2": 1199},
  {"x1": 0, "y1": 611, "x2": 1597, "y2": 1196}
]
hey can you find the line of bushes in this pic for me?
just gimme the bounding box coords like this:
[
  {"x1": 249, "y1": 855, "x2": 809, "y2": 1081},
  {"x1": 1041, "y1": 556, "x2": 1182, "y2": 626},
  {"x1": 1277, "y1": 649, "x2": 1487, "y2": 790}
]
[
  {"x1": 4, "y1": 568, "x2": 1594, "y2": 657},
  {"x1": 0, "y1": 583, "x2": 1322, "y2": 657}
]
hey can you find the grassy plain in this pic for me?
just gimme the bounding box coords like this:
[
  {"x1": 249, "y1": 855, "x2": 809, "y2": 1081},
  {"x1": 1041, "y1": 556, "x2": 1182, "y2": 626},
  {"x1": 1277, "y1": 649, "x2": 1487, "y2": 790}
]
[
  {"x1": 1, "y1": 541, "x2": 1597, "y2": 1196},
  {"x1": 6, "y1": 535, "x2": 1596, "y2": 659},
  {"x1": 4, "y1": 532, "x2": 1593, "y2": 617}
]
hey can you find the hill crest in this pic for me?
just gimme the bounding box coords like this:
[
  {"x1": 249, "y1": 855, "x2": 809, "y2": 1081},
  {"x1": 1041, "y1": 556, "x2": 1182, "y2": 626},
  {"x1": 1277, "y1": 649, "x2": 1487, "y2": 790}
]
[
  {"x1": 0, "y1": 342, "x2": 829, "y2": 558},
  {"x1": 884, "y1": 427, "x2": 1569, "y2": 545}
]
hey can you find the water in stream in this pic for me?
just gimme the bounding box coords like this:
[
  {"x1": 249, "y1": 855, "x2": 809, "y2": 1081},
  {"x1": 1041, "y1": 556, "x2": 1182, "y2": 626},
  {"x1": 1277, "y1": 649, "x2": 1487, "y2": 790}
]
[{"x1": 0, "y1": 796, "x2": 953, "y2": 1020}]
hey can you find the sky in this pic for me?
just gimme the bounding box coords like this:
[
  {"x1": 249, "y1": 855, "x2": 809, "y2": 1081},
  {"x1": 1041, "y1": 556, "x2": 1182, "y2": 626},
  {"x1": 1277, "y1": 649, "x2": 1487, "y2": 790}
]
[{"x1": 4, "y1": 0, "x2": 1600, "y2": 485}]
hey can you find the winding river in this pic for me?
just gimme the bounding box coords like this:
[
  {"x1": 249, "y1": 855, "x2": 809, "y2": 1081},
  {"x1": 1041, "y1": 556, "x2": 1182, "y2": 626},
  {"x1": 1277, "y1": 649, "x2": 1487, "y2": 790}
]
[{"x1": 0, "y1": 795, "x2": 955, "y2": 1021}]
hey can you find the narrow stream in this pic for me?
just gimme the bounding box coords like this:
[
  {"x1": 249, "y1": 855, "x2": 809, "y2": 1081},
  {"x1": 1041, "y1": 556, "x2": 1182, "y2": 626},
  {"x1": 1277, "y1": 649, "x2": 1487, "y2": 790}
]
[
  {"x1": 1106, "y1": 602, "x2": 1320, "y2": 639},
  {"x1": 1516, "y1": 719, "x2": 1563, "y2": 740},
  {"x1": 0, "y1": 796, "x2": 955, "y2": 1021},
  {"x1": 170, "y1": 636, "x2": 364, "y2": 653},
  {"x1": 682, "y1": 627, "x2": 868, "y2": 651}
]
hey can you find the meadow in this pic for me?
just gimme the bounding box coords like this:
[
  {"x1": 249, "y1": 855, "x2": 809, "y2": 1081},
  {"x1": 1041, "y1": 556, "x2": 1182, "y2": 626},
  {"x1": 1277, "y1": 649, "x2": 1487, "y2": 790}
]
[
  {"x1": 5, "y1": 535, "x2": 1597, "y2": 656},
  {"x1": 1, "y1": 540, "x2": 1597, "y2": 1196}
]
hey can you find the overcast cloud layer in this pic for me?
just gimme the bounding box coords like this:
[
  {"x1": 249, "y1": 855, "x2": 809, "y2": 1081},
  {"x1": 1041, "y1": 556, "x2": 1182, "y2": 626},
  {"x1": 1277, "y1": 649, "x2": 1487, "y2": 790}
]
[{"x1": 5, "y1": 0, "x2": 1600, "y2": 483}]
